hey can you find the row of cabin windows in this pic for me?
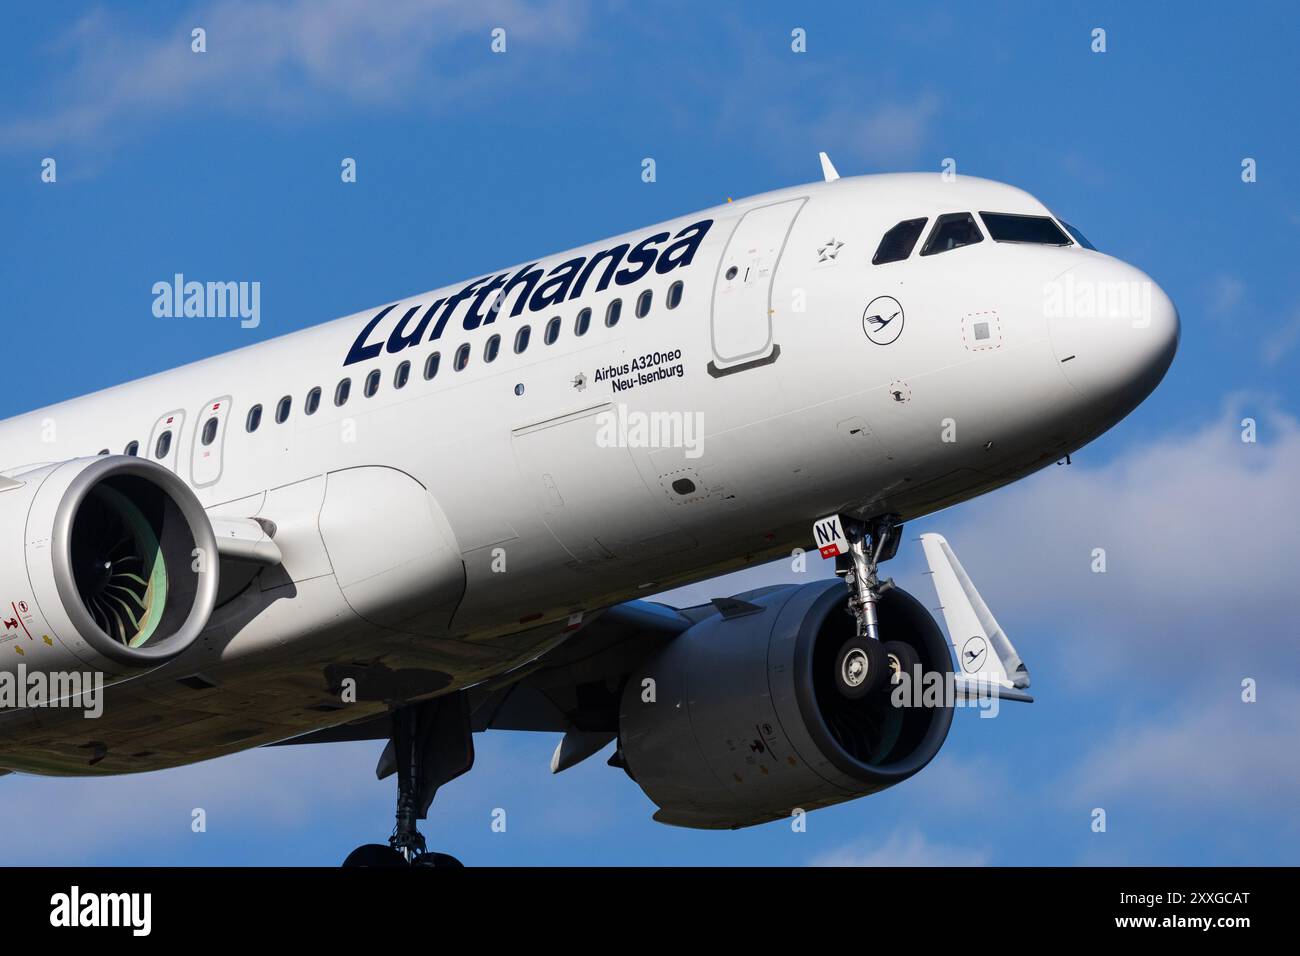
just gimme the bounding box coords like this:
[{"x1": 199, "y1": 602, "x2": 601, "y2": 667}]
[
  {"x1": 252, "y1": 281, "x2": 683, "y2": 426},
  {"x1": 113, "y1": 281, "x2": 687, "y2": 455}
]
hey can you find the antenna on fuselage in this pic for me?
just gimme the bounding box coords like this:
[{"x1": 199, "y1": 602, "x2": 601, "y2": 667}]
[{"x1": 818, "y1": 151, "x2": 840, "y2": 182}]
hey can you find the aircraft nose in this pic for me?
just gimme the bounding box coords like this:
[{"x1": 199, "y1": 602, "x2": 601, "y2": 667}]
[{"x1": 1046, "y1": 258, "x2": 1179, "y2": 410}]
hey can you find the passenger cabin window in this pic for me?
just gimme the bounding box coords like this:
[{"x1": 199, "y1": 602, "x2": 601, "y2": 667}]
[
  {"x1": 364, "y1": 369, "x2": 381, "y2": 397},
  {"x1": 305, "y1": 386, "x2": 321, "y2": 415},
  {"x1": 514, "y1": 325, "x2": 530, "y2": 353},
  {"x1": 605, "y1": 298, "x2": 622, "y2": 327},
  {"x1": 873, "y1": 217, "x2": 928, "y2": 264},
  {"x1": 666, "y1": 280, "x2": 683, "y2": 310},
  {"x1": 334, "y1": 378, "x2": 351, "y2": 407},
  {"x1": 921, "y1": 212, "x2": 983, "y2": 256},
  {"x1": 124, "y1": 440, "x2": 139, "y2": 456},
  {"x1": 575, "y1": 307, "x2": 591, "y2": 336},
  {"x1": 979, "y1": 212, "x2": 1071, "y2": 246},
  {"x1": 454, "y1": 343, "x2": 470, "y2": 371},
  {"x1": 200, "y1": 417, "x2": 219, "y2": 446},
  {"x1": 275, "y1": 396, "x2": 292, "y2": 423},
  {"x1": 636, "y1": 289, "x2": 652, "y2": 318},
  {"x1": 484, "y1": 334, "x2": 500, "y2": 363},
  {"x1": 246, "y1": 405, "x2": 262, "y2": 432},
  {"x1": 545, "y1": 316, "x2": 561, "y2": 344},
  {"x1": 424, "y1": 352, "x2": 441, "y2": 380},
  {"x1": 394, "y1": 360, "x2": 410, "y2": 389},
  {"x1": 155, "y1": 431, "x2": 172, "y2": 458}
]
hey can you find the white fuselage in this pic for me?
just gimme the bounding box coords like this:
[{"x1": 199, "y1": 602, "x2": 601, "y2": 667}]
[{"x1": 0, "y1": 173, "x2": 1178, "y2": 774}]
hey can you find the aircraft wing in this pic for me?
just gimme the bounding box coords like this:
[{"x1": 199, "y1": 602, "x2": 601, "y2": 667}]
[{"x1": 267, "y1": 598, "x2": 693, "y2": 766}]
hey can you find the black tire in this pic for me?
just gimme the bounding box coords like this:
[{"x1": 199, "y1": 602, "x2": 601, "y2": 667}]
[
  {"x1": 883, "y1": 641, "x2": 921, "y2": 687},
  {"x1": 342, "y1": 843, "x2": 408, "y2": 868},
  {"x1": 833, "y1": 636, "x2": 888, "y2": 699},
  {"x1": 412, "y1": 851, "x2": 464, "y2": 868}
]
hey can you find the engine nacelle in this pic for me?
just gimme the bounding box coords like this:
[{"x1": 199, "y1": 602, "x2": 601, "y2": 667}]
[
  {"x1": 0, "y1": 456, "x2": 218, "y2": 682},
  {"x1": 618, "y1": 579, "x2": 953, "y2": 829}
]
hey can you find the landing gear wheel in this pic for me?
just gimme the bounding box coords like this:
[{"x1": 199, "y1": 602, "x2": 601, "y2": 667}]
[
  {"x1": 883, "y1": 641, "x2": 920, "y2": 686},
  {"x1": 834, "y1": 636, "x2": 888, "y2": 699},
  {"x1": 411, "y1": 851, "x2": 464, "y2": 868},
  {"x1": 342, "y1": 843, "x2": 408, "y2": 868}
]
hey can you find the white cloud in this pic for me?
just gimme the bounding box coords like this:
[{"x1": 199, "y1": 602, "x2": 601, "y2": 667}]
[
  {"x1": 1261, "y1": 305, "x2": 1300, "y2": 366},
  {"x1": 900, "y1": 400, "x2": 1300, "y2": 860},
  {"x1": 1205, "y1": 274, "x2": 1245, "y2": 317},
  {"x1": 695, "y1": 23, "x2": 943, "y2": 174},
  {"x1": 1062, "y1": 685, "x2": 1300, "y2": 817},
  {"x1": 1, "y1": 0, "x2": 589, "y2": 149},
  {"x1": 919, "y1": 402, "x2": 1300, "y2": 686},
  {"x1": 810, "y1": 829, "x2": 991, "y2": 867},
  {"x1": 897, "y1": 749, "x2": 1018, "y2": 817},
  {"x1": 806, "y1": 94, "x2": 943, "y2": 168}
]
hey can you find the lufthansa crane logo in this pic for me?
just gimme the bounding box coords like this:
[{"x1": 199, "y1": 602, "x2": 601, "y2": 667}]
[
  {"x1": 960, "y1": 636, "x2": 988, "y2": 674},
  {"x1": 862, "y1": 295, "x2": 904, "y2": 346}
]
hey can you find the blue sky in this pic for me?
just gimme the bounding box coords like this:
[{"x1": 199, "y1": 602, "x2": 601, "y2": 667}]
[{"x1": 1, "y1": 1, "x2": 1297, "y2": 865}]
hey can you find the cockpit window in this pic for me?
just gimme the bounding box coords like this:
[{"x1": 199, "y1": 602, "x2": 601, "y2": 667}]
[
  {"x1": 872, "y1": 218, "x2": 928, "y2": 265},
  {"x1": 979, "y1": 212, "x2": 1071, "y2": 246},
  {"x1": 1061, "y1": 221, "x2": 1096, "y2": 251},
  {"x1": 920, "y1": 212, "x2": 983, "y2": 256}
]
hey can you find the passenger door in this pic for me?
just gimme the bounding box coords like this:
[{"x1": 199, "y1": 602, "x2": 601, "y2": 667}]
[{"x1": 709, "y1": 198, "x2": 806, "y2": 375}]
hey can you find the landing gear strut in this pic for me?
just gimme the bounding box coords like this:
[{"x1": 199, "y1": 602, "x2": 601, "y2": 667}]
[
  {"x1": 832, "y1": 515, "x2": 902, "y2": 698},
  {"x1": 342, "y1": 693, "x2": 474, "y2": 868},
  {"x1": 838, "y1": 515, "x2": 900, "y2": 640}
]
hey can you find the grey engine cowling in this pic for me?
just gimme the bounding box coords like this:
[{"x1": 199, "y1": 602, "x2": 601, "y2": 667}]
[
  {"x1": 0, "y1": 455, "x2": 218, "y2": 682},
  {"x1": 617, "y1": 578, "x2": 953, "y2": 829}
]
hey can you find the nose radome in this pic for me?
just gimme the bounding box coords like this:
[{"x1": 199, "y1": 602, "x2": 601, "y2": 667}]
[{"x1": 1047, "y1": 258, "x2": 1179, "y2": 410}]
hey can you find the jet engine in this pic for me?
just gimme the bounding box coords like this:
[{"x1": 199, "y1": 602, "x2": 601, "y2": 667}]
[
  {"x1": 617, "y1": 578, "x2": 953, "y2": 828},
  {"x1": 0, "y1": 455, "x2": 219, "y2": 681}
]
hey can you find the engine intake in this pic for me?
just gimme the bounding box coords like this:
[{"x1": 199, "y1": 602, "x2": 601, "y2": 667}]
[
  {"x1": 0, "y1": 455, "x2": 218, "y2": 676},
  {"x1": 618, "y1": 579, "x2": 953, "y2": 829}
]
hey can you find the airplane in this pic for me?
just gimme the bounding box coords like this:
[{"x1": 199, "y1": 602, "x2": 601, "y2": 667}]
[{"x1": 0, "y1": 157, "x2": 1178, "y2": 866}]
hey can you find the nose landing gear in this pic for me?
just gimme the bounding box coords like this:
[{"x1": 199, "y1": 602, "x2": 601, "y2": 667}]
[
  {"x1": 838, "y1": 515, "x2": 900, "y2": 638},
  {"x1": 829, "y1": 515, "x2": 903, "y2": 699},
  {"x1": 341, "y1": 693, "x2": 474, "y2": 868}
]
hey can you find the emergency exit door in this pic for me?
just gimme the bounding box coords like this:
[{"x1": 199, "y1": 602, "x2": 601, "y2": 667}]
[{"x1": 708, "y1": 197, "x2": 806, "y2": 375}]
